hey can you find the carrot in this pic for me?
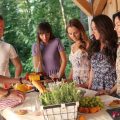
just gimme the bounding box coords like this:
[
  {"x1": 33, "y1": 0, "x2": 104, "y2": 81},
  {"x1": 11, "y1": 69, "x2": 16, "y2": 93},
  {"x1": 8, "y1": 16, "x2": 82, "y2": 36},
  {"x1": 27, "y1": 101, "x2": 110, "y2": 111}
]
[
  {"x1": 96, "y1": 106, "x2": 101, "y2": 112},
  {"x1": 79, "y1": 115, "x2": 86, "y2": 120},
  {"x1": 89, "y1": 107, "x2": 98, "y2": 113}
]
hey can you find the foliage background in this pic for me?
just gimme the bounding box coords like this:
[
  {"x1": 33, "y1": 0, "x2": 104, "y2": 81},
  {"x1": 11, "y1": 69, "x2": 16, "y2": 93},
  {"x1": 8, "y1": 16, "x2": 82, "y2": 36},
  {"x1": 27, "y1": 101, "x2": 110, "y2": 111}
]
[{"x1": 0, "y1": 0, "x2": 88, "y2": 77}]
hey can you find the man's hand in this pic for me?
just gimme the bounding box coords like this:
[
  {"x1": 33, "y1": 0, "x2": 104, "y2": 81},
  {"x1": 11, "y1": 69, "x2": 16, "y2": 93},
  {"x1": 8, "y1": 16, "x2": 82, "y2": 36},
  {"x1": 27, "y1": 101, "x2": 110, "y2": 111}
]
[{"x1": 0, "y1": 89, "x2": 8, "y2": 98}]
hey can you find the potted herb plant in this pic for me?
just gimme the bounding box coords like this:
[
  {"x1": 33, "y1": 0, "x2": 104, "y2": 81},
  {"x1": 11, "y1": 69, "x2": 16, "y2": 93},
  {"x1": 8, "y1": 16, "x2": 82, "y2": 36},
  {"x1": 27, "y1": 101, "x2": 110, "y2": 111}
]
[{"x1": 39, "y1": 82, "x2": 85, "y2": 120}]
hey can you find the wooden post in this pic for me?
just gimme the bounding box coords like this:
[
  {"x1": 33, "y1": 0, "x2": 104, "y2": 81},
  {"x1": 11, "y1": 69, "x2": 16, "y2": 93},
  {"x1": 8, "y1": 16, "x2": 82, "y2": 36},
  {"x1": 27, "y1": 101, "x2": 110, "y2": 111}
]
[
  {"x1": 102, "y1": 0, "x2": 117, "y2": 18},
  {"x1": 72, "y1": 0, "x2": 93, "y2": 16},
  {"x1": 117, "y1": 0, "x2": 120, "y2": 11},
  {"x1": 93, "y1": 0, "x2": 107, "y2": 16}
]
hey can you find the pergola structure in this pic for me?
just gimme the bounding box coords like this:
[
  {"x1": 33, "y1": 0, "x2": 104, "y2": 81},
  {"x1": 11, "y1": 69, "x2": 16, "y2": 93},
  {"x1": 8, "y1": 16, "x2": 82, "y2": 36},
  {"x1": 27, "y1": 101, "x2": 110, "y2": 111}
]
[
  {"x1": 73, "y1": 0, "x2": 120, "y2": 18},
  {"x1": 72, "y1": 0, "x2": 120, "y2": 33}
]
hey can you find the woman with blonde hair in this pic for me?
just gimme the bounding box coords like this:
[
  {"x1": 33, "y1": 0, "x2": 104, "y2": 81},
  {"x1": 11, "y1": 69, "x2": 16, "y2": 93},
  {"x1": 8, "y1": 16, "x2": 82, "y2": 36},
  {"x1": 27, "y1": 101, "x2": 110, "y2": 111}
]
[{"x1": 66, "y1": 18, "x2": 90, "y2": 86}]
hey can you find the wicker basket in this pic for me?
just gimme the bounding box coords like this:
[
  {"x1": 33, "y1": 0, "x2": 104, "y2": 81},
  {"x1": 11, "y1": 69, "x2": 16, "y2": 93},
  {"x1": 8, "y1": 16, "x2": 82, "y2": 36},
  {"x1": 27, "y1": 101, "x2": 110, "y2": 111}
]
[{"x1": 41, "y1": 102, "x2": 79, "y2": 120}]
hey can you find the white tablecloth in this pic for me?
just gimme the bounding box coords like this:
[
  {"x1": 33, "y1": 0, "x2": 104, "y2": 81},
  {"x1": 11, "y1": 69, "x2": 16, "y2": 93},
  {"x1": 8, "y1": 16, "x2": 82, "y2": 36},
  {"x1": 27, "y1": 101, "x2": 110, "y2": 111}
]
[{"x1": 0, "y1": 88, "x2": 118, "y2": 120}]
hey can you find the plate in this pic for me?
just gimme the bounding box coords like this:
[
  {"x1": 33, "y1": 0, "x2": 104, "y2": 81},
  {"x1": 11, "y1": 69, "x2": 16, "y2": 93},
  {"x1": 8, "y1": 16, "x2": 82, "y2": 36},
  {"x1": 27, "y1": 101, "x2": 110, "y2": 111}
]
[
  {"x1": 13, "y1": 84, "x2": 34, "y2": 93},
  {"x1": 108, "y1": 100, "x2": 120, "y2": 108},
  {"x1": 15, "y1": 109, "x2": 28, "y2": 115},
  {"x1": 26, "y1": 88, "x2": 36, "y2": 93}
]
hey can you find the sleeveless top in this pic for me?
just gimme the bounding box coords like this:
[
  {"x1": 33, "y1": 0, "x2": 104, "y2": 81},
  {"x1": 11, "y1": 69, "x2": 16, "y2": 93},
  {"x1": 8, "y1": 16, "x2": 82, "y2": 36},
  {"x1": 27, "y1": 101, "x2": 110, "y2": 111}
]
[{"x1": 69, "y1": 49, "x2": 90, "y2": 84}]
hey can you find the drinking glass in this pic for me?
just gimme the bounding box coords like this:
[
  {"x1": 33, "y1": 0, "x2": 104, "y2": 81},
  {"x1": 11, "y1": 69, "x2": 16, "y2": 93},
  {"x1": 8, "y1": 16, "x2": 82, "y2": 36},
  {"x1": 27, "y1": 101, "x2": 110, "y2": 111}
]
[{"x1": 32, "y1": 94, "x2": 42, "y2": 116}]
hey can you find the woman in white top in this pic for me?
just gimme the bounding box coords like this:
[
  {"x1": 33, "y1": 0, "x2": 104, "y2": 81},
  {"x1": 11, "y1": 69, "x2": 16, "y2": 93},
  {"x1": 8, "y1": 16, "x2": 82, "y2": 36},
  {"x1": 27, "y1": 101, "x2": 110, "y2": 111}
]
[{"x1": 66, "y1": 18, "x2": 90, "y2": 87}]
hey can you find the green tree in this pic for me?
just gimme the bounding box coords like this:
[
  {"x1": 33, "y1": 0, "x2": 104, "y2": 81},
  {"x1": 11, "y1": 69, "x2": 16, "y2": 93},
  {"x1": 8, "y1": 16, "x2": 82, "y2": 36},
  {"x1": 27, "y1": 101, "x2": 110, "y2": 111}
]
[{"x1": 0, "y1": 0, "x2": 88, "y2": 77}]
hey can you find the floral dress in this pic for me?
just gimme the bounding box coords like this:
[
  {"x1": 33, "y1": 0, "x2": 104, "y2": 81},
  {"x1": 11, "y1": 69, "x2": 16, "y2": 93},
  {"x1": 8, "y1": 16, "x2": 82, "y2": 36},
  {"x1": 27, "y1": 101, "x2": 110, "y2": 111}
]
[
  {"x1": 69, "y1": 49, "x2": 90, "y2": 84},
  {"x1": 116, "y1": 39, "x2": 120, "y2": 93},
  {"x1": 91, "y1": 52, "x2": 116, "y2": 91}
]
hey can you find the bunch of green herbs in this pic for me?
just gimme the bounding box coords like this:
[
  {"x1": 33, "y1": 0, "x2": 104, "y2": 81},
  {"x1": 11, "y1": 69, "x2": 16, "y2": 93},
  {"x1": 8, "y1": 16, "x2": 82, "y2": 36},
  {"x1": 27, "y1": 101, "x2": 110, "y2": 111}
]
[{"x1": 40, "y1": 82, "x2": 85, "y2": 106}]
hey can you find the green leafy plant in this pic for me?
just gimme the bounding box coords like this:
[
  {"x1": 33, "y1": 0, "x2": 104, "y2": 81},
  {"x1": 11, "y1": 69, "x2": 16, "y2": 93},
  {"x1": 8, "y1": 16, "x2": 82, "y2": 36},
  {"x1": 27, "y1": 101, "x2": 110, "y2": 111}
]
[
  {"x1": 40, "y1": 82, "x2": 85, "y2": 106},
  {"x1": 79, "y1": 96, "x2": 104, "y2": 108}
]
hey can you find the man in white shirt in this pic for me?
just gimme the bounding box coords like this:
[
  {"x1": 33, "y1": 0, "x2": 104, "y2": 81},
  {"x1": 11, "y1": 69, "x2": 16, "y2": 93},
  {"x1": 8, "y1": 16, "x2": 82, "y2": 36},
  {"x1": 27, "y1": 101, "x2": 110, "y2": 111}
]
[{"x1": 0, "y1": 15, "x2": 22, "y2": 78}]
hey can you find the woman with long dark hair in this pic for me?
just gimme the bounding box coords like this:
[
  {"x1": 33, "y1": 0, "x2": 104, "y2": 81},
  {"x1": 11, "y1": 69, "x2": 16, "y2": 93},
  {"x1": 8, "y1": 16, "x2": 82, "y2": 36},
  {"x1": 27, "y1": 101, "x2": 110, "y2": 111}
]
[
  {"x1": 109, "y1": 11, "x2": 120, "y2": 95},
  {"x1": 32, "y1": 22, "x2": 67, "y2": 79},
  {"x1": 88, "y1": 14, "x2": 118, "y2": 93}
]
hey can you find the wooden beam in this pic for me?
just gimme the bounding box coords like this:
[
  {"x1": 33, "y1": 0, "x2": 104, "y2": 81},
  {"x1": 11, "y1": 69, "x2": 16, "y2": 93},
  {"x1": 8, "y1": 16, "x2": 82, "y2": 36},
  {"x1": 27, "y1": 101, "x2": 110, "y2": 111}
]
[
  {"x1": 103, "y1": 0, "x2": 117, "y2": 18},
  {"x1": 93, "y1": 0, "x2": 107, "y2": 16},
  {"x1": 72, "y1": 0, "x2": 93, "y2": 16},
  {"x1": 117, "y1": 0, "x2": 120, "y2": 11}
]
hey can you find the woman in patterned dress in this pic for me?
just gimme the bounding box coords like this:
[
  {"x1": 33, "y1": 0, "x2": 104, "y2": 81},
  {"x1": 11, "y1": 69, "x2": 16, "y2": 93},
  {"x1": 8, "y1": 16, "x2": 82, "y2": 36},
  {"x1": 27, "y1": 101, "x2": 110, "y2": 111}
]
[
  {"x1": 88, "y1": 15, "x2": 118, "y2": 93},
  {"x1": 66, "y1": 18, "x2": 90, "y2": 87},
  {"x1": 109, "y1": 11, "x2": 120, "y2": 95}
]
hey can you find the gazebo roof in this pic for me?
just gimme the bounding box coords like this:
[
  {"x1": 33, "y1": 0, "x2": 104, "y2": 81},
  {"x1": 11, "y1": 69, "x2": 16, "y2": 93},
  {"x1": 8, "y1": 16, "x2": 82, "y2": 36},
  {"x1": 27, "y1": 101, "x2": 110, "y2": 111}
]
[{"x1": 72, "y1": 0, "x2": 120, "y2": 18}]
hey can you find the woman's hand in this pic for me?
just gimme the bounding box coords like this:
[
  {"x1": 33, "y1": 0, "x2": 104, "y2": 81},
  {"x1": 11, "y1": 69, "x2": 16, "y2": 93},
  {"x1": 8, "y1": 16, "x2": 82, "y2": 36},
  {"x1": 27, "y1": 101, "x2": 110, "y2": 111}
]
[
  {"x1": 0, "y1": 89, "x2": 8, "y2": 98},
  {"x1": 95, "y1": 89, "x2": 110, "y2": 96},
  {"x1": 49, "y1": 74, "x2": 59, "y2": 81},
  {"x1": 76, "y1": 83, "x2": 88, "y2": 88}
]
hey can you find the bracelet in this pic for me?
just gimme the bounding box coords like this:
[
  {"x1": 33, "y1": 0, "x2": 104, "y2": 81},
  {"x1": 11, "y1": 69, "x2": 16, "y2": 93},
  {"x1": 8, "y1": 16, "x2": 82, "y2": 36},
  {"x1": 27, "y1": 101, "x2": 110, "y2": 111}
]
[{"x1": 19, "y1": 77, "x2": 23, "y2": 84}]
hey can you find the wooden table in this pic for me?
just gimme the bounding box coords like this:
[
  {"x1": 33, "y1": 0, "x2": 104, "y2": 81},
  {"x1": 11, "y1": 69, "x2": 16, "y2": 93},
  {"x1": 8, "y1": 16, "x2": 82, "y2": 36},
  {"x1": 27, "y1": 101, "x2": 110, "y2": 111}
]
[{"x1": 0, "y1": 88, "x2": 118, "y2": 120}]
